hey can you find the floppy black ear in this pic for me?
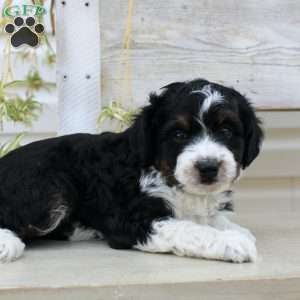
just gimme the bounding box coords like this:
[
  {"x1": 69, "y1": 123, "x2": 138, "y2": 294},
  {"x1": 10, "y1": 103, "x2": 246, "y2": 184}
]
[
  {"x1": 238, "y1": 96, "x2": 264, "y2": 169},
  {"x1": 129, "y1": 92, "x2": 163, "y2": 167},
  {"x1": 129, "y1": 80, "x2": 189, "y2": 166}
]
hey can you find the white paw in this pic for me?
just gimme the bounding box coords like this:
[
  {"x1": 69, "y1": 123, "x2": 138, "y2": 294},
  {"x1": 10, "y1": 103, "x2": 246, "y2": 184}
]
[
  {"x1": 221, "y1": 230, "x2": 257, "y2": 263},
  {"x1": 238, "y1": 227, "x2": 256, "y2": 243},
  {"x1": 0, "y1": 229, "x2": 25, "y2": 263}
]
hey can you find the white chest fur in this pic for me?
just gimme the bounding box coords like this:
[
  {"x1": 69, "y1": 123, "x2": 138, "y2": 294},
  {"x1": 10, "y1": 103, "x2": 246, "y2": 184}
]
[{"x1": 140, "y1": 168, "x2": 230, "y2": 224}]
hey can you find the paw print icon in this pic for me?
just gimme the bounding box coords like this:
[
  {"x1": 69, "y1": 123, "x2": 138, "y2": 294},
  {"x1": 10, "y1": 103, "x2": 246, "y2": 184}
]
[{"x1": 4, "y1": 16, "x2": 44, "y2": 48}]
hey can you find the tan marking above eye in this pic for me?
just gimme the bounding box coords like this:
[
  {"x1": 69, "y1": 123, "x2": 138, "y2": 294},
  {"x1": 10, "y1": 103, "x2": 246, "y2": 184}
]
[
  {"x1": 176, "y1": 115, "x2": 190, "y2": 130},
  {"x1": 215, "y1": 111, "x2": 239, "y2": 127}
]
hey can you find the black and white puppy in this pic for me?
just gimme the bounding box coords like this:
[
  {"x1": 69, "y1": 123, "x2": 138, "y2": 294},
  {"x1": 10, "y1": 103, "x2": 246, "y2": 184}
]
[{"x1": 0, "y1": 79, "x2": 263, "y2": 263}]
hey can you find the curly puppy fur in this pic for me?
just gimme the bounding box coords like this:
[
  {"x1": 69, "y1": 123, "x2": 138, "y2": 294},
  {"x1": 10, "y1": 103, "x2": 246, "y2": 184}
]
[{"x1": 0, "y1": 79, "x2": 263, "y2": 262}]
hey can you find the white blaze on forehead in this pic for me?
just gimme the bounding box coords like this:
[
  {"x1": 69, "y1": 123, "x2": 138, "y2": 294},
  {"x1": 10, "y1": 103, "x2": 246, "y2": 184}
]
[{"x1": 191, "y1": 85, "x2": 224, "y2": 118}]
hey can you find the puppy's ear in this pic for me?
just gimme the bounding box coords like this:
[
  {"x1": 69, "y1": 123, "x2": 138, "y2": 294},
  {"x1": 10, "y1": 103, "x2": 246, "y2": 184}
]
[
  {"x1": 237, "y1": 96, "x2": 264, "y2": 169},
  {"x1": 130, "y1": 92, "x2": 163, "y2": 167}
]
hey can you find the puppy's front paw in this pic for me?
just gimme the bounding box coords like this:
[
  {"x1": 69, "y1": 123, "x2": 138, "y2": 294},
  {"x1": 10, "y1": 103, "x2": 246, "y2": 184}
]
[
  {"x1": 238, "y1": 227, "x2": 256, "y2": 243},
  {"x1": 221, "y1": 230, "x2": 257, "y2": 263}
]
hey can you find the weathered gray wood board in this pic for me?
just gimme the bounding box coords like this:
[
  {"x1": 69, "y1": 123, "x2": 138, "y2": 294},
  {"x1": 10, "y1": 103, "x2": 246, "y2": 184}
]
[{"x1": 101, "y1": 0, "x2": 300, "y2": 109}]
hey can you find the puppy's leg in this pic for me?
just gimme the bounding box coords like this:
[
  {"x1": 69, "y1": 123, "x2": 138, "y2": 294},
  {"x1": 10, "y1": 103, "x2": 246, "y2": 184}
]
[
  {"x1": 209, "y1": 214, "x2": 256, "y2": 242},
  {"x1": 0, "y1": 229, "x2": 25, "y2": 263},
  {"x1": 135, "y1": 218, "x2": 257, "y2": 263}
]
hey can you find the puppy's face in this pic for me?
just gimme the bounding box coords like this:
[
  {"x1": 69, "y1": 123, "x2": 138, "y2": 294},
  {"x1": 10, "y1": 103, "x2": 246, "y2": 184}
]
[{"x1": 135, "y1": 79, "x2": 263, "y2": 195}]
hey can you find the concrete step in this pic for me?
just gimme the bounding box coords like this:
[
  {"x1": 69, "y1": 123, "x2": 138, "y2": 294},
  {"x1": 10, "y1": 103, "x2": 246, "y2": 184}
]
[{"x1": 1, "y1": 213, "x2": 300, "y2": 300}]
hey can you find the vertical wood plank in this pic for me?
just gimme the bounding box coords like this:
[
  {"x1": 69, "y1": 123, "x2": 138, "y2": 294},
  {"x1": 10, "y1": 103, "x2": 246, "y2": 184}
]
[{"x1": 56, "y1": 0, "x2": 101, "y2": 134}]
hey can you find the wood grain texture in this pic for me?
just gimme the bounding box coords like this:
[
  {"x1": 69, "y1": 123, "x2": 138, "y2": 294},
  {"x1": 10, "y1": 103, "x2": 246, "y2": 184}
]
[{"x1": 100, "y1": 0, "x2": 300, "y2": 109}]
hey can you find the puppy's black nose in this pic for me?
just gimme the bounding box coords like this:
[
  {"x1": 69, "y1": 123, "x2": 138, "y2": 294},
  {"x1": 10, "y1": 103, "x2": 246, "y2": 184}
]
[{"x1": 195, "y1": 159, "x2": 220, "y2": 184}]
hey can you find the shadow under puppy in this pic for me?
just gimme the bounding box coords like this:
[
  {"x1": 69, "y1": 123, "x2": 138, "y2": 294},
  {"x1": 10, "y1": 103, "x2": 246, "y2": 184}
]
[{"x1": 0, "y1": 79, "x2": 263, "y2": 263}]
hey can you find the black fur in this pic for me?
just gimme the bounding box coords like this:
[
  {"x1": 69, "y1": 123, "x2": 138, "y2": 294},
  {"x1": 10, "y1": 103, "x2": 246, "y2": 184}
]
[{"x1": 0, "y1": 79, "x2": 263, "y2": 249}]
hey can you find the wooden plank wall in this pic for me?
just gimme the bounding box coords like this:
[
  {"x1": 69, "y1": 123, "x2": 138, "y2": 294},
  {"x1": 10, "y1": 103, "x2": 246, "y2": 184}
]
[{"x1": 100, "y1": 0, "x2": 300, "y2": 109}]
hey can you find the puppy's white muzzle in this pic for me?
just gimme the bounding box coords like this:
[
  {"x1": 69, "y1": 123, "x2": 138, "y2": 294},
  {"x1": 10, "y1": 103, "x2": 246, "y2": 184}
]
[{"x1": 174, "y1": 136, "x2": 237, "y2": 194}]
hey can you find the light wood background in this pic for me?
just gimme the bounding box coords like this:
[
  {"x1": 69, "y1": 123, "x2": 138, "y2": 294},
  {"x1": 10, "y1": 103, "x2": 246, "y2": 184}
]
[
  {"x1": 1, "y1": 1, "x2": 299, "y2": 215},
  {"x1": 100, "y1": 0, "x2": 300, "y2": 110}
]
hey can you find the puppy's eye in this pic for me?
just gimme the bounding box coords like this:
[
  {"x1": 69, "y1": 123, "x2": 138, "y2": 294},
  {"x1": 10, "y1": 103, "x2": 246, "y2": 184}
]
[
  {"x1": 220, "y1": 128, "x2": 233, "y2": 139},
  {"x1": 173, "y1": 130, "x2": 188, "y2": 142}
]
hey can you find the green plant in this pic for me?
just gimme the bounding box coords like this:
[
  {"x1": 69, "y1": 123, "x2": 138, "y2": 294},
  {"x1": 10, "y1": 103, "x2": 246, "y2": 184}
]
[
  {"x1": 0, "y1": 133, "x2": 24, "y2": 158},
  {"x1": 98, "y1": 101, "x2": 136, "y2": 132},
  {"x1": 0, "y1": 88, "x2": 41, "y2": 126},
  {"x1": 0, "y1": 0, "x2": 56, "y2": 156}
]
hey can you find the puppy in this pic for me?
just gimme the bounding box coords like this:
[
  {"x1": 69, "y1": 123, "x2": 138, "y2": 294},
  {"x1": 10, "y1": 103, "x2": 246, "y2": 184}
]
[{"x1": 0, "y1": 79, "x2": 263, "y2": 263}]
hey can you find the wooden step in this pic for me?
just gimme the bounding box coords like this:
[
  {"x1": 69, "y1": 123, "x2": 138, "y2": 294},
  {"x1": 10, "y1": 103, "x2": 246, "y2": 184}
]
[{"x1": 0, "y1": 213, "x2": 300, "y2": 300}]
